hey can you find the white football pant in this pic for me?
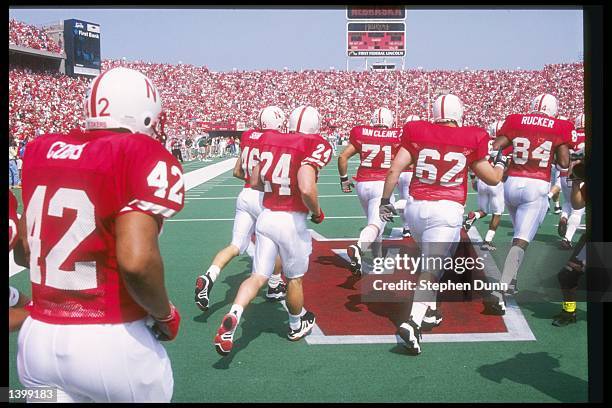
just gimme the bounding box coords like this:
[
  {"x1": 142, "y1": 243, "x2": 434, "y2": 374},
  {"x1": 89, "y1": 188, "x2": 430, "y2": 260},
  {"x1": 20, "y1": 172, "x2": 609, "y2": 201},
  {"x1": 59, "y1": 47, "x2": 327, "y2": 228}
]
[
  {"x1": 356, "y1": 180, "x2": 395, "y2": 236},
  {"x1": 230, "y1": 187, "x2": 264, "y2": 254},
  {"x1": 504, "y1": 176, "x2": 550, "y2": 242},
  {"x1": 17, "y1": 317, "x2": 173, "y2": 403},
  {"x1": 253, "y1": 209, "x2": 311, "y2": 279},
  {"x1": 476, "y1": 178, "x2": 505, "y2": 215}
]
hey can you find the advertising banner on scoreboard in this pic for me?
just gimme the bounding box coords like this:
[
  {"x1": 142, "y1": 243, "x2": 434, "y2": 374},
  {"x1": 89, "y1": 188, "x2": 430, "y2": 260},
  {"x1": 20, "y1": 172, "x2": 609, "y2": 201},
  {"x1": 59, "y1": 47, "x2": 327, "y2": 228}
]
[
  {"x1": 64, "y1": 19, "x2": 101, "y2": 76},
  {"x1": 347, "y1": 22, "x2": 405, "y2": 57},
  {"x1": 347, "y1": 6, "x2": 406, "y2": 20}
]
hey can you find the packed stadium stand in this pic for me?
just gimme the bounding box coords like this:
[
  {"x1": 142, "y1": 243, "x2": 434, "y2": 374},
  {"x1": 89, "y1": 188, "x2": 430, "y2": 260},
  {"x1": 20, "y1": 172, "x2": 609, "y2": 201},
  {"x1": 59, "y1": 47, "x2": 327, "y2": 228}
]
[{"x1": 9, "y1": 19, "x2": 584, "y2": 142}]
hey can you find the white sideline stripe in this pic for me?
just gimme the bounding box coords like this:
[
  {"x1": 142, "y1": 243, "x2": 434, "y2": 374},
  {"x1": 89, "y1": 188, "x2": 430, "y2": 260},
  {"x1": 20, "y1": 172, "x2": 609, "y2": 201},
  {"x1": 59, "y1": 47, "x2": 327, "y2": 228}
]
[
  {"x1": 9, "y1": 159, "x2": 237, "y2": 278},
  {"x1": 304, "y1": 227, "x2": 536, "y2": 345},
  {"x1": 184, "y1": 158, "x2": 237, "y2": 191},
  {"x1": 166, "y1": 216, "x2": 368, "y2": 222}
]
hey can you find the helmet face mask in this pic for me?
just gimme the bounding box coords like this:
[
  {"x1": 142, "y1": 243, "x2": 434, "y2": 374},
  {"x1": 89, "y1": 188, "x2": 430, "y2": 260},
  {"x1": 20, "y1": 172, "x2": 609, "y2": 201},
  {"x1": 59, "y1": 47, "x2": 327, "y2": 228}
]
[
  {"x1": 84, "y1": 67, "x2": 163, "y2": 138},
  {"x1": 529, "y1": 93, "x2": 559, "y2": 118},
  {"x1": 432, "y1": 94, "x2": 464, "y2": 127},
  {"x1": 371, "y1": 107, "x2": 394, "y2": 128}
]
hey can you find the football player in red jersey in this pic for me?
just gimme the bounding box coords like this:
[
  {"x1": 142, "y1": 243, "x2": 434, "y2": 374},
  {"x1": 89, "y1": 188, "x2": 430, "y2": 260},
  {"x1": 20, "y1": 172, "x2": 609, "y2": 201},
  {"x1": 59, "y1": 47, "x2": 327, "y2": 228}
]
[
  {"x1": 9, "y1": 189, "x2": 30, "y2": 332},
  {"x1": 396, "y1": 114, "x2": 421, "y2": 238},
  {"x1": 557, "y1": 113, "x2": 586, "y2": 249},
  {"x1": 463, "y1": 119, "x2": 513, "y2": 252},
  {"x1": 194, "y1": 106, "x2": 288, "y2": 312},
  {"x1": 337, "y1": 107, "x2": 403, "y2": 277},
  {"x1": 378, "y1": 94, "x2": 507, "y2": 355},
  {"x1": 13, "y1": 67, "x2": 184, "y2": 402},
  {"x1": 214, "y1": 106, "x2": 332, "y2": 356},
  {"x1": 485, "y1": 93, "x2": 572, "y2": 315}
]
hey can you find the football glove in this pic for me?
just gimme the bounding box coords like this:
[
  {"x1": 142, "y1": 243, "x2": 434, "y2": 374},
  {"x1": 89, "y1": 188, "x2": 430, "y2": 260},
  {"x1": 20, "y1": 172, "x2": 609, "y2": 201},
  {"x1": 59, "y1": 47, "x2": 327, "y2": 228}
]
[
  {"x1": 492, "y1": 148, "x2": 509, "y2": 169},
  {"x1": 340, "y1": 175, "x2": 354, "y2": 193},
  {"x1": 311, "y1": 209, "x2": 325, "y2": 224},
  {"x1": 379, "y1": 198, "x2": 397, "y2": 222},
  {"x1": 151, "y1": 303, "x2": 181, "y2": 341}
]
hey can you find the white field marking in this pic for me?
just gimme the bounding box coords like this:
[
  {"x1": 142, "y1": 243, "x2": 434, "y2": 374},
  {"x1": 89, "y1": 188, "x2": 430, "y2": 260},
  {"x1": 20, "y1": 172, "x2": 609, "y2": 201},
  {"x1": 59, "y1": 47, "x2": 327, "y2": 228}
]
[
  {"x1": 166, "y1": 216, "x2": 369, "y2": 222},
  {"x1": 304, "y1": 227, "x2": 536, "y2": 345}
]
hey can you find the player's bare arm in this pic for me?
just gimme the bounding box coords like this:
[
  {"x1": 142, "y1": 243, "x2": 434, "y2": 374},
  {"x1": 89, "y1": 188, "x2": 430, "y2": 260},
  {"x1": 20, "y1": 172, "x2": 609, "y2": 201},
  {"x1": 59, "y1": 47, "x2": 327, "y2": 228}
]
[
  {"x1": 471, "y1": 158, "x2": 505, "y2": 186},
  {"x1": 298, "y1": 164, "x2": 321, "y2": 218},
  {"x1": 382, "y1": 147, "x2": 412, "y2": 200},
  {"x1": 338, "y1": 143, "x2": 358, "y2": 192},
  {"x1": 233, "y1": 155, "x2": 246, "y2": 180},
  {"x1": 249, "y1": 163, "x2": 264, "y2": 191},
  {"x1": 555, "y1": 143, "x2": 570, "y2": 170},
  {"x1": 13, "y1": 215, "x2": 29, "y2": 268},
  {"x1": 492, "y1": 135, "x2": 511, "y2": 151},
  {"x1": 116, "y1": 211, "x2": 172, "y2": 320}
]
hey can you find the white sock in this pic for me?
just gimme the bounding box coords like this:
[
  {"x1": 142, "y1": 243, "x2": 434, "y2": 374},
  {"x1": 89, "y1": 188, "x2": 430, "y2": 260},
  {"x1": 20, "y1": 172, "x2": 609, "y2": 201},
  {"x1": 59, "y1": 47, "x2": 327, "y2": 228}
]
[
  {"x1": 485, "y1": 229, "x2": 496, "y2": 243},
  {"x1": 299, "y1": 307, "x2": 307, "y2": 317},
  {"x1": 288, "y1": 312, "x2": 301, "y2": 330},
  {"x1": 411, "y1": 302, "x2": 429, "y2": 327},
  {"x1": 207, "y1": 265, "x2": 221, "y2": 282},
  {"x1": 547, "y1": 192, "x2": 554, "y2": 199},
  {"x1": 268, "y1": 273, "x2": 281, "y2": 288},
  {"x1": 566, "y1": 212, "x2": 582, "y2": 241},
  {"x1": 554, "y1": 200, "x2": 560, "y2": 207},
  {"x1": 357, "y1": 225, "x2": 379, "y2": 253},
  {"x1": 229, "y1": 304, "x2": 244, "y2": 324},
  {"x1": 500, "y1": 246, "x2": 525, "y2": 286}
]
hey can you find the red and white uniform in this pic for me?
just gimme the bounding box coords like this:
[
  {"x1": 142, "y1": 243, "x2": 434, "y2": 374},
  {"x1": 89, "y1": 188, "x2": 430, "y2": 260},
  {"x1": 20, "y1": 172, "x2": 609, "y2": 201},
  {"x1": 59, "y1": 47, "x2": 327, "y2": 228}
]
[
  {"x1": 560, "y1": 128, "x2": 586, "y2": 237},
  {"x1": 401, "y1": 121, "x2": 490, "y2": 249},
  {"x1": 476, "y1": 142, "x2": 513, "y2": 215},
  {"x1": 252, "y1": 131, "x2": 332, "y2": 279},
  {"x1": 230, "y1": 129, "x2": 266, "y2": 254},
  {"x1": 498, "y1": 113, "x2": 573, "y2": 242},
  {"x1": 349, "y1": 125, "x2": 402, "y2": 232},
  {"x1": 17, "y1": 129, "x2": 183, "y2": 402}
]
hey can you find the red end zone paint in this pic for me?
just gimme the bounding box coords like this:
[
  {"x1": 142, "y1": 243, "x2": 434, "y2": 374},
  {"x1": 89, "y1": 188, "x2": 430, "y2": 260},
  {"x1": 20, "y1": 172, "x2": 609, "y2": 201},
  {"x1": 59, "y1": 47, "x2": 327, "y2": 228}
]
[{"x1": 302, "y1": 232, "x2": 507, "y2": 336}]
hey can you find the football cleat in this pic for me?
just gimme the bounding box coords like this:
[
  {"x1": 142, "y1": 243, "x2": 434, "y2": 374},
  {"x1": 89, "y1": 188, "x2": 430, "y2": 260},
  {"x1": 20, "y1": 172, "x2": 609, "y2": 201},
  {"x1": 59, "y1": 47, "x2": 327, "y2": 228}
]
[
  {"x1": 560, "y1": 238, "x2": 573, "y2": 250},
  {"x1": 287, "y1": 311, "x2": 316, "y2": 341},
  {"x1": 266, "y1": 281, "x2": 287, "y2": 301},
  {"x1": 463, "y1": 211, "x2": 478, "y2": 231},
  {"x1": 402, "y1": 227, "x2": 412, "y2": 238},
  {"x1": 480, "y1": 241, "x2": 496, "y2": 251},
  {"x1": 397, "y1": 319, "x2": 422, "y2": 355},
  {"x1": 421, "y1": 307, "x2": 443, "y2": 331},
  {"x1": 553, "y1": 205, "x2": 562, "y2": 215},
  {"x1": 482, "y1": 292, "x2": 506, "y2": 315},
  {"x1": 558, "y1": 217, "x2": 568, "y2": 237},
  {"x1": 346, "y1": 244, "x2": 363, "y2": 277},
  {"x1": 552, "y1": 310, "x2": 577, "y2": 327},
  {"x1": 214, "y1": 313, "x2": 238, "y2": 356},
  {"x1": 195, "y1": 274, "x2": 214, "y2": 312},
  {"x1": 506, "y1": 278, "x2": 519, "y2": 296}
]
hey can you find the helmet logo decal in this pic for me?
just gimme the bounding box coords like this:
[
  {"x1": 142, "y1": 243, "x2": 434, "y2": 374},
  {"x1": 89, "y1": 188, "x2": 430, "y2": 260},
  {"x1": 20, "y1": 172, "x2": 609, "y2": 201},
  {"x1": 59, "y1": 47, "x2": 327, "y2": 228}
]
[
  {"x1": 89, "y1": 69, "x2": 110, "y2": 117},
  {"x1": 98, "y1": 98, "x2": 110, "y2": 117},
  {"x1": 145, "y1": 78, "x2": 157, "y2": 102}
]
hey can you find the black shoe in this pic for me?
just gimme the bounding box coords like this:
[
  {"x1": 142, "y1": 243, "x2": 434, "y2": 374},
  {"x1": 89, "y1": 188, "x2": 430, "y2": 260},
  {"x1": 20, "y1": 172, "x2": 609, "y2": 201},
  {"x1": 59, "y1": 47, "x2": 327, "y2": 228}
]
[
  {"x1": 554, "y1": 205, "x2": 562, "y2": 215},
  {"x1": 195, "y1": 274, "x2": 214, "y2": 312},
  {"x1": 397, "y1": 319, "x2": 422, "y2": 355},
  {"x1": 506, "y1": 278, "x2": 519, "y2": 296},
  {"x1": 287, "y1": 311, "x2": 316, "y2": 341},
  {"x1": 558, "y1": 217, "x2": 568, "y2": 237},
  {"x1": 346, "y1": 244, "x2": 363, "y2": 277},
  {"x1": 421, "y1": 307, "x2": 443, "y2": 331},
  {"x1": 402, "y1": 227, "x2": 412, "y2": 238},
  {"x1": 463, "y1": 211, "x2": 478, "y2": 231},
  {"x1": 552, "y1": 310, "x2": 577, "y2": 327},
  {"x1": 266, "y1": 281, "x2": 287, "y2": 300},
  {"x1": 480, "y1": 241, "x2": 496, "y2": 251},
  {"x1": 560, "y1": 238, "x2": 572, "y2": 250},
  {"x1": 482, "y1": 292, "x2": 506, "y2": 315}
]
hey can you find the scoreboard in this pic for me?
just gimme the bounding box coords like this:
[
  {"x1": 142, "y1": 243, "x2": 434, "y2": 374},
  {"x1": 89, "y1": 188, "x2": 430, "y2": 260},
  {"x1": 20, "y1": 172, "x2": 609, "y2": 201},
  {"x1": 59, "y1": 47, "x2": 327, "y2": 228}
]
[
  {"x1": 64, "y1": 19, "x2": 101, "y2": 77},
  {"x1": 347, "y1": 22, "x2": 405, "y2": 57}
]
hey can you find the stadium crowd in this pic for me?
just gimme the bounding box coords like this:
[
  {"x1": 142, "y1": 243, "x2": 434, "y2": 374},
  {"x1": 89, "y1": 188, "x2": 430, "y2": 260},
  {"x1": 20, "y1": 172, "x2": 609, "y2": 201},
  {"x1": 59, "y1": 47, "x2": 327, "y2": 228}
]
[
  {"x1": 9, "y1": 19, "x2": 63, "y2": 54},
  {"x1": 9, "y1": 21, "x2": 584, "y2": 143}
]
